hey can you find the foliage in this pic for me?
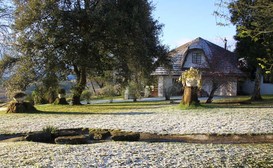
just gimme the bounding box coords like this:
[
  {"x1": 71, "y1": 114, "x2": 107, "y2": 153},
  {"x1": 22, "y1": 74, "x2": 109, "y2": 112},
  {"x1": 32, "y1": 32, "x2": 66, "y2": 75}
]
[
  {"x1": 179, "y1": 67, "x2": 202, "y2": 88},
  {"x1": 0, "y1": 55, "x2": 18, "y2": 77},
  {"x1": 81, "y1": 90, "x2": 92, "y2": 104},
  {"x1": 227, "y1": 0, "x2": 273, "y2": 72},
  {"x1": 227, "y1": 0, "x2": 273, "y2": 101},
  {"x1": 1, "y1": 56, "x2": 36, "y2": 98},
  {"x1": 11, "y1": 0, "x2": 169, "y2": 105},
  {"x1": 0, "y1": 0, "x2": 14, "y2": 57},
  {"x1": 42, "y1": 125, "x2": 58, "y2": 134},
  {"x1": 31, "y1": 85, "x2": 58, "y2": 105},
  {"x1": 58, "y1": 88, "x2": 66, "y2": 95},
  {"x1": 100, "y1": 85, "x2": 117, "y2": 103},
  {"x1": 214, "y1": 0, "x2": 272, "y2": 101},
  {"x1": 31, "y1": 88, "x2": 46, "y2": 105},
  {"x1": 128, "y1": 80, "x2": 143, "y2": 102}
]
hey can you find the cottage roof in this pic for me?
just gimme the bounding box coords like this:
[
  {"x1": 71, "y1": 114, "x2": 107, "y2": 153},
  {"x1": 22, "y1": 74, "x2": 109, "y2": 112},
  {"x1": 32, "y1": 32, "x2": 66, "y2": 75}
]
[{"x1": 152, "y1": 37, "x2": 244, "y2": 76}]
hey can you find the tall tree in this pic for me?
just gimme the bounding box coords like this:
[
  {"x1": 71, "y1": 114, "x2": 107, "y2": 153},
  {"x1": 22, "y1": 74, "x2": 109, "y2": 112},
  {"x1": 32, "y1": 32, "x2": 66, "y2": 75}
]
[
  {"x1": 9, "y1": 0, "x2": 169, "y2": 105},
  {"x1": 215, "y1": 0, "x2": 273, "y2": 100},
  {"x1": 228, "y1": 0, "x2": 273, "y2": 100},
  {"x1": 0, "y1": 0, "x2": 14, "y2": 57}
]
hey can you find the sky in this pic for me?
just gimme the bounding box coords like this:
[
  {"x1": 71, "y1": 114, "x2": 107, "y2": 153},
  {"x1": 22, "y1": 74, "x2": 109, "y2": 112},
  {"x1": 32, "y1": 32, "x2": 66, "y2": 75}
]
[{"x1": 152, "y1": 0, "x2": 236, "y2": 50}]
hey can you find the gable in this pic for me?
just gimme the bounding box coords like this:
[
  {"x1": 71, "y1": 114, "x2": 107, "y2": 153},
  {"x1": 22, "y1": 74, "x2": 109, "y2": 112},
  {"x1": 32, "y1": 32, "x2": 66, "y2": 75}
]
[{"x1": 182, "y1": 49, "x2": 209, "y2": 69}]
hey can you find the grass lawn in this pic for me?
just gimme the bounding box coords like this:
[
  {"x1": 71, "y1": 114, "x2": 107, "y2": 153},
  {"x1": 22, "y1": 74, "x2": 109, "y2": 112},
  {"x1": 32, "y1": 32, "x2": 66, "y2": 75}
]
[
  {"x1": 36, "y1": 101, "x2": 173, "y2": 114},
  {"x1": 1, "y1": 95, "x2": 273, "y2": 115}
]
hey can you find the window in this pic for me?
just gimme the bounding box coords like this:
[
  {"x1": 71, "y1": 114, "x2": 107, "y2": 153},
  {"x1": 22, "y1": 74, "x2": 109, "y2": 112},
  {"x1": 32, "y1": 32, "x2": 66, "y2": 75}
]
[{"x1": 192, "y1": 52, "x2": 202, "y2": 64}]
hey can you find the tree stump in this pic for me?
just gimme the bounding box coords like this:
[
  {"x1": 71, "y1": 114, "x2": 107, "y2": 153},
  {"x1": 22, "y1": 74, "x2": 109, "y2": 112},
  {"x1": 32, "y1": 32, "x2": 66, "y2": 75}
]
[
  {"x1": 6, "y1": 102, "x2": 37, "y2": 113},
  {"x1": 182, "y1": 86, "x2": 200, "y2": 106}
]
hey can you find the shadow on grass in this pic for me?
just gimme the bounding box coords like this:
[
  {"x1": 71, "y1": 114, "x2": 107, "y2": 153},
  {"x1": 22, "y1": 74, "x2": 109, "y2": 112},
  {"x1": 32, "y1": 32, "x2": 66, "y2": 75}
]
[
  {"x1": 33, "y1": 111, "x2": 155, "y2": 116},
  {"x1": 88, "y1": 102, "x2": 171, "y2": 107}
]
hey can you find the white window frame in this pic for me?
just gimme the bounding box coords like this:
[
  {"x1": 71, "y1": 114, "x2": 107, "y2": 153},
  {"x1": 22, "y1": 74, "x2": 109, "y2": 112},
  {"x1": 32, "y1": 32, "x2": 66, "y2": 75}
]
[{"x1": 192, "y1": 52, "x2": 202, "y2": 64}]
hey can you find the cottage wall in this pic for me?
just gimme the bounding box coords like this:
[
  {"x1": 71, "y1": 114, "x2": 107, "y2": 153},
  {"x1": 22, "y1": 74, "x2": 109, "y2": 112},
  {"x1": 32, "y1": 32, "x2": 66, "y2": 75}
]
[
  {"x1": 215, "y1": 80, "x2": 237, "y2": 96},
  {"x1": 158, "y1": 76, "x2": 173, "y2": 97},
  {"x1": 202, "y1": 78, "x2": 237, "y2": 96},
  {"x1": 157, "y1": 76, "x2": 238, "y2": 97}
]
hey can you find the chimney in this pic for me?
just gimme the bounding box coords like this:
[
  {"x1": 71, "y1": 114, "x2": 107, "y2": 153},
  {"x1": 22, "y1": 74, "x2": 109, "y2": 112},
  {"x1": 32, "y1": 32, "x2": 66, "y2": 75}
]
[{"x1": 224, "y1": 38, "x2": 227, "y2": 50}]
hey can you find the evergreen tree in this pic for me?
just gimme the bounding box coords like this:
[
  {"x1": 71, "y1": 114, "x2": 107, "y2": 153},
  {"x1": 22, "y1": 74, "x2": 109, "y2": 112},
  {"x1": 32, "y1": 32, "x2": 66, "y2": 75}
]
[
  {"x1": 8, "y1": 0, "x2": 169, "y2": 105},
  {"x1": 228, "y1": 0, "x2": 273, "y2": 100}
]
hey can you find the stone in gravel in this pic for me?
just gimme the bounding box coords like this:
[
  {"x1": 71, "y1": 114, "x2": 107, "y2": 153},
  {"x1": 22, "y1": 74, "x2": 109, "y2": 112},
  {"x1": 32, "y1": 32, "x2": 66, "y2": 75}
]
[
  {"x1": 53, "y1": 128, "x2": 89, "y2": 137},
  {"x1": 89, "y1": 129, "x2": 111, "y2": 140},
  {"x1": 111, "y1": 131, "x2": 140, "y2": 141},
  {"x1": 25, "y1": 132, "x2": 52, "y2": 143},
  {"x1": 55, "y1": 135, "x2": 88, "y2": 144}
]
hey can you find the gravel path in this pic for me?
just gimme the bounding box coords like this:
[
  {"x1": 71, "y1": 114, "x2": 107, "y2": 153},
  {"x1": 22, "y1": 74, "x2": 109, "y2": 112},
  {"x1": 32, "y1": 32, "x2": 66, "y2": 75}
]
[
  {"x1": 0, "y1": 142, "x2": 272, "y2": 167},
  {"x1": 0, "y1": 106, "x2": 272, "y2": 134},
  {"x1": 0, "y1": 105, "x2": 273, "y2": 167}
]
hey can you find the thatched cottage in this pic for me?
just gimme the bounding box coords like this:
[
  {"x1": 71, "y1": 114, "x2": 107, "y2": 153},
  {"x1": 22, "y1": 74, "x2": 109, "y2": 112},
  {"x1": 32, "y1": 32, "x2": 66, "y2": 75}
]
[{"x1": 152, "y1": 37, "x2": 245, "y2": 97}]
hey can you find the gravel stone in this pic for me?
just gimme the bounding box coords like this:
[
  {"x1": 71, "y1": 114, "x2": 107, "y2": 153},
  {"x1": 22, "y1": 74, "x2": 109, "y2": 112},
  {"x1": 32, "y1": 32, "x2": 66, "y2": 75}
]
[{"x1": 0, "y1": 105, "x2": 272, "y2": 167}]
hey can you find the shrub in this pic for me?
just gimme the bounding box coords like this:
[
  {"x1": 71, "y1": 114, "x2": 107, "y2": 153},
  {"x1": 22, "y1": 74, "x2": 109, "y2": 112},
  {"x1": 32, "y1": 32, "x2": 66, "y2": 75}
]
[
  {"x1": 81, "y1": 90, "x2": 92, "y2": 104},
  {"x1": 100, "y1": 85, "x2": 117, "y2": 103},
  {"x1": 32, "y1": 88, "x2": 47, "y2": 104},
  {"x1": 42, "y1": 125, "x2": 58, "y2": 134}
]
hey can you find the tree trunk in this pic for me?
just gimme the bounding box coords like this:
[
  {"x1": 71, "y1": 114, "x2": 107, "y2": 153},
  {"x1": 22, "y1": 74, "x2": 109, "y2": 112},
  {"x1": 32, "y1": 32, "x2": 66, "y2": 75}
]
[
  {"x1": 72, "y1": 66, "x2": 87, "y2": 105},
  {"x1": 251, "y1": 67, "x2": 262, "y2": 101},
  {"x1": 90, "y1": 81, "x2": 96, "y2": 94},
  {"x1": 47, "y1": 89, "x2": 56, "y2": 104},
  {"x1": 182, "y1": 86, "x2": 199, "y2": 106},
  {"x1": 206, "y1": 82, "x2": 219, "y2": 104},
  {"x1": 206, "y1": 81, "x2": 220, "y2": 104},
  {"x1": 206, "y1": 89, "x2": 217, "y2": 104}
]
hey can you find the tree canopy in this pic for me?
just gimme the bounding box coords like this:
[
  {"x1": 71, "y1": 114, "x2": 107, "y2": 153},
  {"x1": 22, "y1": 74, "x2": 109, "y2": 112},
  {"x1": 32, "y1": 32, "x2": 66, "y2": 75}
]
[
  {"x1": 228, "y1": 0, "x2": 273, "y2": 72},
  {"x1": 0, "y1": 0, "x2": 13, "y2": 57},
  {"x1": 214, "y1": 0, "x2": 273, "y2": 100},
  {"x1": 3, "y1": 0, "x2": 169, "y2": 104},
  {"x1": 227, "y1": 0, "x2": 273, "y2": 100}
]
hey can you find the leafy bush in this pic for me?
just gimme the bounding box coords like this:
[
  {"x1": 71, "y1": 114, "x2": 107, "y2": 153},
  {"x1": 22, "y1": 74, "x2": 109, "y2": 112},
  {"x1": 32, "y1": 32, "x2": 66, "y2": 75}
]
[
  {"x1": 32, "y1": 88, "x2": 47, "y2": 104},
  {"x1": 81, "y1": 90, "x2": 92, "y2": 104},
  {"x1": 31, "y1": 85, "x2": 58, "y2": 104},
  {"x1": 100, "y1": 85, "x2": 118, "y2": 103},
  {"x1": 128, "y1": 81, "x2": 142, "y2": 102}
]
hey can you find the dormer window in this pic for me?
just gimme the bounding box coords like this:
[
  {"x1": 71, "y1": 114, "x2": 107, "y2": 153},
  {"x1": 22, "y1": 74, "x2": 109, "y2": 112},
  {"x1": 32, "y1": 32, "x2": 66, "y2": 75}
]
[{"x1": 192, "y1": 52, "x2": 202, "y2": 64}]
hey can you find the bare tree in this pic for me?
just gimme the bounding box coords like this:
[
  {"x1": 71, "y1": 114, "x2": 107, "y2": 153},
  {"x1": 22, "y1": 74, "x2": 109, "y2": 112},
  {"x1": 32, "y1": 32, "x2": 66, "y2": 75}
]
[{"x1": 203, "y1": 44, "x2": 241, "y2": 103}]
